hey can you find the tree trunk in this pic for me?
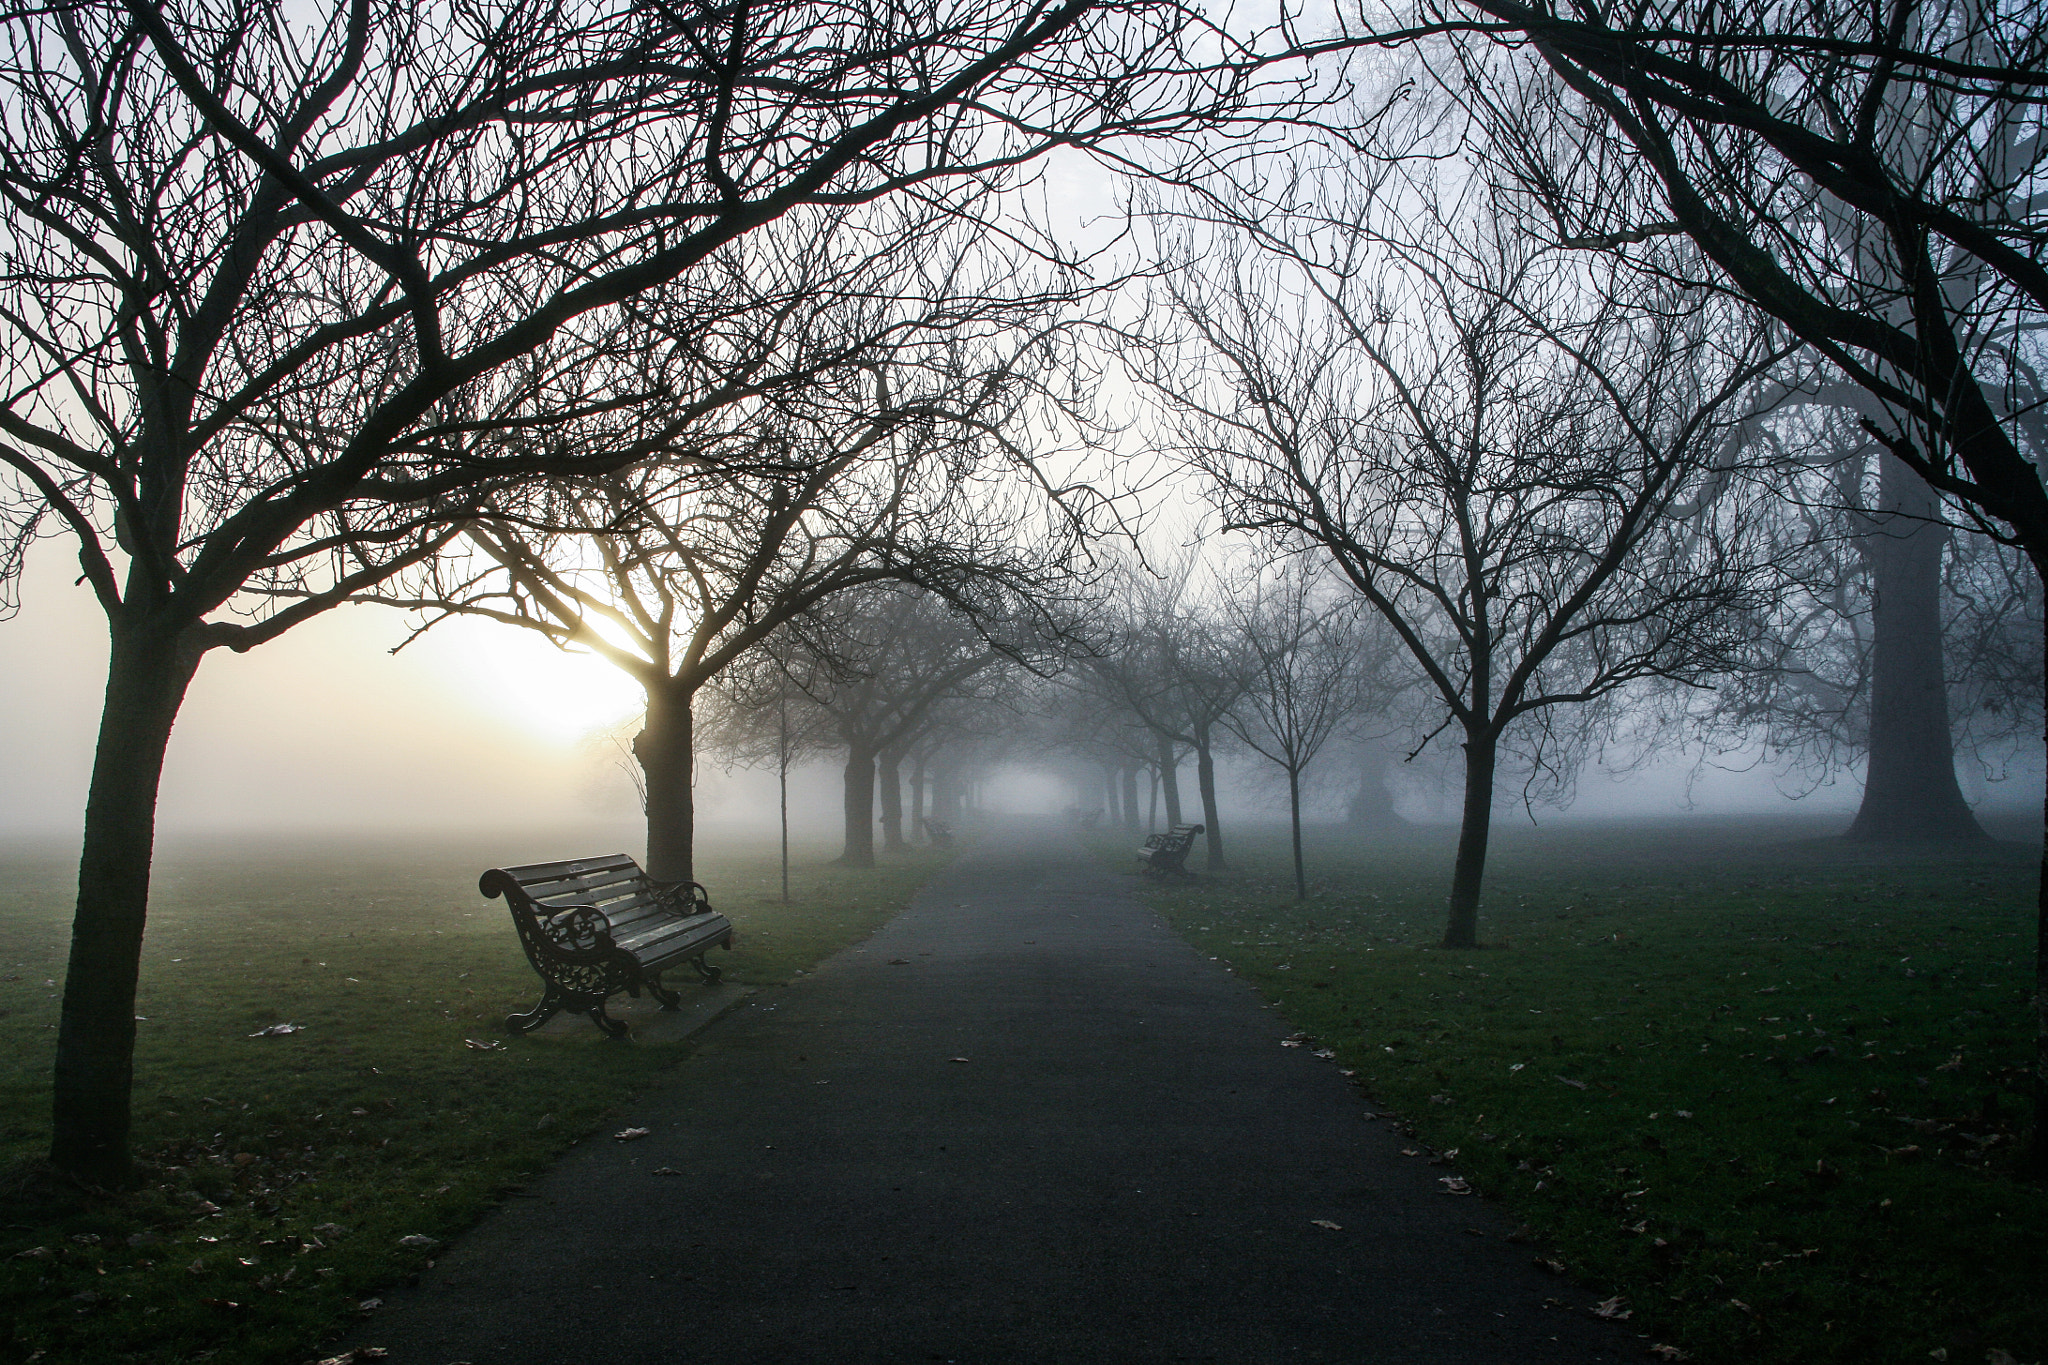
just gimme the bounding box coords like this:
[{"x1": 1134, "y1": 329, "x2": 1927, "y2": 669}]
[
  {"x1": 635, "y1": 686, "x2": 696, "y2": 883},
  {"x1": 1103, "y1": 766, "x2": 1120, "y2": 825},
  {"x1": 1155, "y1": 732, "x2": 1184, "y2": 826},
  {"x1": 1122, "y1": 766, "x2": 1140, "y2": 832},
  {"x1": 1288, "y1": 766, "x2": 1306, "y2": 901},
  {"x1": 910, "y1": 753, "x2": 927, "y2": 837},
  {"x1": 878, "y1": 748, "x2": 905, "y2": 852},
  {"x1": 1147, "y1": 767, "x2": 1159, "y2": 831},
  {"x1": 841, "y1": 745, "x2": 877, "y2": 866},
  {"x1": 1443, "y1": 731, "x2": 1497, "y2": 950},
  {"x1": 51, "y1": 622, "x2": 204, "y2": 1184},
  {"x1": 1846, "y1": 456, "x2": 1986, "y2": 841},
  {"x1": 2033, "y1": 689, "x2": 2046, "y2": 1175},
  {"x1": 1195, "y1": 726, "x2": 1227, "y2": 871},
  {"x1": 1346, "y1": 739, "x2": 1405, "y2": 829}
]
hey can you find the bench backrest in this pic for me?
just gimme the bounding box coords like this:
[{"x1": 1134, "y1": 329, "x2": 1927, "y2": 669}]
[{"x1": 480, "y1": 855, "x2": 712, "y2": 934}]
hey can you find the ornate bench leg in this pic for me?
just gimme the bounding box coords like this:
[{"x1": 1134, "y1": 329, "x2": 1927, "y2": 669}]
[
  {"x1": 586, "y1": 1000, "x2": 631, "y2": 1038},
  {"x1": 691, "y1": 954, "x2": 723, "y2": 984},
  {"x1": 646, "y1": 975, "x2": 683, "y2": 1011},
  {"x1": 506, "y1": 987, "x2": 564, "y2": 1035}
]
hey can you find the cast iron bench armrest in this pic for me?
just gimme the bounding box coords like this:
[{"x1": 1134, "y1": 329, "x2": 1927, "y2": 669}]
[{"x1": 1136, "y1": 824, "x2": 1205, "y2": 877}]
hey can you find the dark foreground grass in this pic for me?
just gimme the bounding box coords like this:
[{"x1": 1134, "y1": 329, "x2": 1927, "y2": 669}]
[
  {"x1": 0, "y1": 828, "x2": 948, "y2": 1365},
  {"x1": 1113, "y1": 814, "x2": 2046, "y2": 1365}
]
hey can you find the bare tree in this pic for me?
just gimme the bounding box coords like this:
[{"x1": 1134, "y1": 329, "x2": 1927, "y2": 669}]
[
  {"x1": 1702, "y1": 410, "x2": 2038, "y2": 835},
  {"x1": 1081, "y1": 552, "x2": 1251, "y2": 865},
  {"x1": 775, "y1": 585, "x2": 1016, "y2": 865},
  {"x1": 360, "y1": 232, "x2": 1085, "y2": 883},
  {"x1": 1221, "y1": 559, "x2": 1384, "y2": 899},
  {"x1": 1130, "y1": 160, "x2": 1787, "y2": 948},
  {"x1": 0, "y1": 0, "x2": 1256, "y2": 1183}
]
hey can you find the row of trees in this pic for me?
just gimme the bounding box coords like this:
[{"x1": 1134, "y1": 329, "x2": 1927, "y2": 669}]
[{"x1": 3, "y1": 0, "x2": 2041, "y2": 1180}]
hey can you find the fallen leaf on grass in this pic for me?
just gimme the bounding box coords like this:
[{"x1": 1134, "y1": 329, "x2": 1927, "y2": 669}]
[
  {"x1": 247, "y1": 1023, "x2": 303, "y2": 1037},
  {"x1": 1592, "y1": 1296, "x2": 1631, "y2": 1320},
  {"x1": 887, "y1": 959, "x2": 911, "y2": 965},
  {"x1": 356, "y1": 1298, "x2": 383, "y2": 1313},
  {"x1": 948, "y1": 1057, "x2": 971, "y2": 1064},
  {"x1": 1647, "y1": 1346, "x2": 1689, "y2": 1361},
  {"x1": 463, "y1": 1038, "x2": 504, "y2": 1051},
  {"x1": 12, "y1": 1246, "x2": 52, "y2": 1260},
  {"x1": 1310, "y1": 1219, "x2": 1342, "y2": 1230},
  {"x1": 396, "y1": 1235, "x2": 439, "y2": 1251},
  {"x1": 1438, "y1": 1177, "x2": 1473, "y2": 1195},
  {"x1": 613, "y1": 1127, "x2": 651, "y2": 1141},
  {"x1": 1556, "y1": 1076, "x2": 1588, "y2": 1090},
  {"x1": 652, "y1": 1167, "x2": 683, "y2": 1176}
]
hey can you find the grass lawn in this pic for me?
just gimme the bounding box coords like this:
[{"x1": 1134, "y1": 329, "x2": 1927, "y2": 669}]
[
  {"x1": 1109, "y1": 813, "x2": 2046, "y2": 1365},
  {"x1": 0, "y1": 827, "x2": 948, "y2": 1365}
]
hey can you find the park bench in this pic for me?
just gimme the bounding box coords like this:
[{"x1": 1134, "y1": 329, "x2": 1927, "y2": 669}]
[
  {"x1": 480, "y1": 854, "x2": 734, "y2": 1038},
  {"x1": 1137, "y1": 823, "x2": 1205, "y2": 876},
  {"x1": 921, "y1": 817, "x2": 953, "y2": 846}
]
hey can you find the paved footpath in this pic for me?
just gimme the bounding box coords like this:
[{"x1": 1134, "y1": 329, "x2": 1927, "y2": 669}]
[{"x1": 346, "y1": 819, "x2": 1641, "y2": 1365}]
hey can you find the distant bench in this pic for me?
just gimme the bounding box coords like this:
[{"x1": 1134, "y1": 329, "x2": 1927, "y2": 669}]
[
  {"x1": 1137, "y1": 823, "x2": 1204, "y2": 876},
  {"x1": 481, "y1": 854, "x2": 734, "y2": 1038},
  {"x1": 921, "y1": 817, "x2": 953, "y2": 847}
]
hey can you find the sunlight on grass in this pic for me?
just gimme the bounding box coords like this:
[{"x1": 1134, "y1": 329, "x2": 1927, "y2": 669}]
[
  {"x1": 0, "y1": 831, "x2": 947, "y2": 1365},
  {"x1": 1112, "y1": 815, "x2": 2046, "y2": 1365}
]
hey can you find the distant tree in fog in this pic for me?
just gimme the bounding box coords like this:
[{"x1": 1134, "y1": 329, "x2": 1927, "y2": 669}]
[
  {"x1": 1221, "y1": 561, "x2": 1390, "y2": 899},
  {"x1": 1132, "y1": 154, "x2": 1789, "y2": 948},
  {"x1": 773, "y1": 585, "x2": 1023, "y2": 866},
  {"x1": 1702, "y1": 412, "x2": 2038, "y2": 839},
  {"x1": 360, "y1": 240, "x2": 1085, "y2": 884},
  {"x1": 1080, "y1": 553, "x2": 1250, "y2": 865}
]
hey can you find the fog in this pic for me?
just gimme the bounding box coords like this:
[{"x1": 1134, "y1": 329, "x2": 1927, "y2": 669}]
[{"x1": 7, "y1": 514, "x2": 2035, "y2": 864}]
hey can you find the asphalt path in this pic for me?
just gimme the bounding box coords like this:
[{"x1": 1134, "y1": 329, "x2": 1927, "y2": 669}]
[{"x1": 342, "y1": 818, "x2": 1640, "y2": 1364}]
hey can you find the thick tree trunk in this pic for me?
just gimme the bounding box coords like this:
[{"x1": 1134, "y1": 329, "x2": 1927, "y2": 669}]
[
  {"x1": 1288, "y1": 766, "x2": 1306, "y2": 900},
  {"x1": 910, "y1": 753, "x2": 927, "y2": 837},
  {"x1": 51, "y1": 623, "x2": 203, "y2": 1184},
  {"x1": 1122, "y1": 766, "x2": 1140, "y2": 832},
  {"x1": 1847, "y1": 457, "x2": 1986, "y2": 841},
  {"x1": 1443, "y1": 732, "x2": 1497, "y2": 950},
  {"x1": 1346, "y1": 739, "x2": 1406, "y2": 829},
  {"x1": 1195, "y1": 727, "x2": 1227, "y2": 871},
  {"x1": 635, "y1": 687, "x2": 696, "y2": 883},
  {"x1": 879, "y1": 748, "x2": 905, "y2": 852},
  {"x1": 1155, "y1": 732, "x2": 1184, "y2": 826},
  {"x1": 841, "y1": 745, "x2": 877, "y2": 866},
  {"x1": 2034, "y1": 701, "x2": 2046, "y2": 1175}
]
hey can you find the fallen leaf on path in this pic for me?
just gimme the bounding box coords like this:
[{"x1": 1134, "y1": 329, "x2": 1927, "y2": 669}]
[
  {"x1": 888, "y1": 959, "x2": 911, "y2": 965},
  {"x1": 1310, "y1": 1219, "x2": 1342, "y2": 1230},
  {"x1": 1592, "y1": 1296, "x2": 1631, "y2": 1320},
  {"x1": 1439, "y1": 1177, "x2": 1473, "y2": 1195},
  {"x1": 652, "y1": 1167, "x2": 683, "y2": 1176},
  {"x1": 948, "y1": 1057, "x2": 971, "y2": 1063},
  {"x1": 613, "y1": 1127, "x2": 651, "y2": 1141}
]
